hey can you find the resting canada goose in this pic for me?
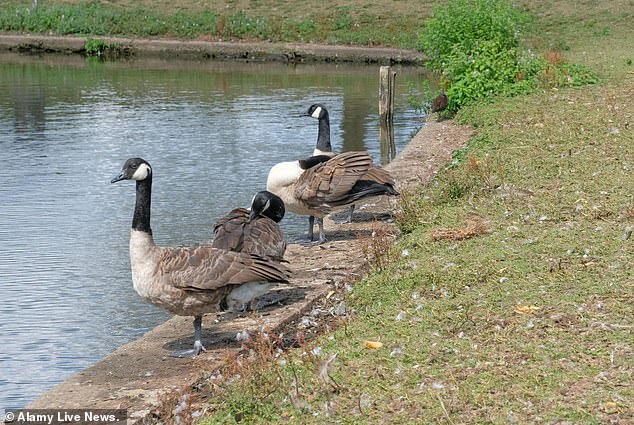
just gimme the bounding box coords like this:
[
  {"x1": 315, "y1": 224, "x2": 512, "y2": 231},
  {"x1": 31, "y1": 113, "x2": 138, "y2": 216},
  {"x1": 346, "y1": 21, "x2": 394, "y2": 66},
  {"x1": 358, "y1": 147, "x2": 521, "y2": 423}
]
[
  {"x1": 211, "y1": 190, "x2": 287, "y2": 261},
  {"x1": 304, "y1": 103, "x2": 399, "y2": 223},
  {"x1": 111, "y1": 158, "x2": 290, "y2": 357},
  {"x1": 266, "y1": 150, "x2": 399, "y2": 244}
]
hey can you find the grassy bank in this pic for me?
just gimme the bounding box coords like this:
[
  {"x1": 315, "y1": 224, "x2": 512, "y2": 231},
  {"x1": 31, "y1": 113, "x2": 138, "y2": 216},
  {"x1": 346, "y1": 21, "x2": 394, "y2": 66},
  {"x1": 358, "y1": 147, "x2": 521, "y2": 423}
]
[
  {"x1": 190, "y1": 1, "x2": 631, "y2": 424},
  {"x1": 1, "y1": 0, "x2": 441, "y2": 48}
]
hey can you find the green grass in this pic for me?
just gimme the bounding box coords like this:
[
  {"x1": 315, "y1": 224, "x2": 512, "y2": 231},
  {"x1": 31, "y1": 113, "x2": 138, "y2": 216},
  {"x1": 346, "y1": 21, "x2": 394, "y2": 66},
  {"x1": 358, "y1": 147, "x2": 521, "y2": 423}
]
[
  {"x1": 198, "y1": 83, "x2": 633, "y2": 424},
  {"x1": 0, "y1": 0, "x2": 442, "y2": 48},
  {"x1": 192, "y1": 1, "x2": 633, "y2": 423}
]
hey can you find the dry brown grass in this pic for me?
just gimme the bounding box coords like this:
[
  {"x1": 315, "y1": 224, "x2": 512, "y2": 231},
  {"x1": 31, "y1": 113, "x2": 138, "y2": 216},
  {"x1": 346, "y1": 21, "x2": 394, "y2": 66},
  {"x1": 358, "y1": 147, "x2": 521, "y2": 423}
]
[{"x1": 430, "y1": 213, "x2": 488, "y2": 241}]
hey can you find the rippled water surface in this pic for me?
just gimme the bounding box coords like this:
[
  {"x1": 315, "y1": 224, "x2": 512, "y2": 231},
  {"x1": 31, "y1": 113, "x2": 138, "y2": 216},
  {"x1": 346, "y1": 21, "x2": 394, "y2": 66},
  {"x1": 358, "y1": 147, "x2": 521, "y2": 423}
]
[{"x1": 0, "y1": 52, "x2": 428, "y2": 408}]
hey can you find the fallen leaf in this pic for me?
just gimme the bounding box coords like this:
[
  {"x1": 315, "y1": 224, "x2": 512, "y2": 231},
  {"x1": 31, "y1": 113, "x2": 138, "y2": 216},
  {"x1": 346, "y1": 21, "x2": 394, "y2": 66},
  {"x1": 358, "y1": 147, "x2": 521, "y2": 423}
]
[
  {"x1": 602, "y1": 401, "x2": 619, "y2": 414},
  {"x1": 364, "y1": 340, "x2": 383, "y2": 349},
  {"x1": 514, "y1": 305, "x2": 541, "y2": 315}
]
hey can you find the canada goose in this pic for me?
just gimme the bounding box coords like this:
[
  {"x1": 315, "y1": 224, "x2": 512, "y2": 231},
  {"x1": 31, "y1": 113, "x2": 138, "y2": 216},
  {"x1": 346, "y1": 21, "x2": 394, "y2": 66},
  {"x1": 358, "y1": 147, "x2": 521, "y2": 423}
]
[
  {"x1": 266, "y1": 150, "x2": 399, "y2": 244},
  {"x1": 431, "y1": 90, "x2": 449, "y2": 113},
  {"x1": 212, "y1": 190, "x2": 287, "y2": 261},
  {"x1": 304, "y1": 103, "x2": 399, "y2": 223},
  {"x1": 111, "y1": 158, "x2": 290, "y2": 357}
]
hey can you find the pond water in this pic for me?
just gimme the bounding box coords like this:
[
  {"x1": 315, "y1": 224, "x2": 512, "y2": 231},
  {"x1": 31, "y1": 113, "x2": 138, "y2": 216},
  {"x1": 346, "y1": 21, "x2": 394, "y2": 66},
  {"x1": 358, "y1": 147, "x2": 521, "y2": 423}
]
[{"x1": 0, "y1": 52, "x2": 429, "y2": 408}]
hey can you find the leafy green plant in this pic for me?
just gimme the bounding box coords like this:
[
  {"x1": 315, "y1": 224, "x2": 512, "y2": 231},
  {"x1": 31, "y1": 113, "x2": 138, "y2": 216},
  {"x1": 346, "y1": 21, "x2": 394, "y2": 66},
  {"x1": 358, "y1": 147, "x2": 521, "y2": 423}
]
[
  {"x1": 443, "y1": 39, "x2": 545, "y2": 109},
  {"x1": 84, "y1": 37, "x2": 109, "y2": 56},
  {"x1": 419, "y1": 0, "x2": 528, "y2": 69},
  {"x1": 418, "y1": 0, "x2": 539, "y2": 112},
  {"x1": 418, "y1": 0, "x2": 598, "y2": 113},
  {"x1": 334, "y1": 6, "x2": 353, "y2": 31}
]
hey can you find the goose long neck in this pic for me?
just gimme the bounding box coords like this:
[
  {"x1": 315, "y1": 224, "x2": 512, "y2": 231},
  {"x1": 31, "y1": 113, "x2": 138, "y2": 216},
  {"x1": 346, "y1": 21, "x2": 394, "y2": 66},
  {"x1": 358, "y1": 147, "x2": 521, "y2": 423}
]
[
  {"x1": 315, "y1": 112, "x2": 332, "y2": 153},
  {"x1": 132, "y1": 177, "x2": 152, "y2": 234}
]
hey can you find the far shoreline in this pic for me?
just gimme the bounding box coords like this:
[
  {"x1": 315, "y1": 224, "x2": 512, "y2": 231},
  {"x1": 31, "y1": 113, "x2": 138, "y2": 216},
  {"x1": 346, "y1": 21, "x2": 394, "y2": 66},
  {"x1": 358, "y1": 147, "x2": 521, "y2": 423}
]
[{"x1": 0, "y1": 33, "x2": 425, "y2": 65}]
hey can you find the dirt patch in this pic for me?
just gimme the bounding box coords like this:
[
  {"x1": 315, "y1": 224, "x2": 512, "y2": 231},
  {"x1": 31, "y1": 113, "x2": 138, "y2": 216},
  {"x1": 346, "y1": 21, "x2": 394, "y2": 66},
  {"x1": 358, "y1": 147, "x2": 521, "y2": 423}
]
[{"x1": 0, "y1": 34, "x2": 425, "y2": 64}]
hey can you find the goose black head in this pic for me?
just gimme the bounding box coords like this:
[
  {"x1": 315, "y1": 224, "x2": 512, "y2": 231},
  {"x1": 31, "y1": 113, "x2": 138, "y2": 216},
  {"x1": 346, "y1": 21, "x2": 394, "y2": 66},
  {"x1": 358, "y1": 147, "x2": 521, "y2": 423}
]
[
  {"x1": 306, "y1": 104, "x2": 329, "y2": 120},
  {"x1": 111, "y1": 157, "x2": 152, "y2": 183},
  {"x1": 248, "y1": 190, "x2": 285, "y2": 223}
]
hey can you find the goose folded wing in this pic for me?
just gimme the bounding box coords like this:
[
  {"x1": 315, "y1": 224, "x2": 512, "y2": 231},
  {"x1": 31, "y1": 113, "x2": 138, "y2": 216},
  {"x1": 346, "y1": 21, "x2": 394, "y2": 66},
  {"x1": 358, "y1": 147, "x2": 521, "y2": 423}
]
[
  {"x1": 294, "y1": 151, "x2": 374, "y2": 207},
  {"x1": 361, "y1": 166, "x2": 396, "y2": 187},
  {"x1": 158, "y1": 246, "x2": 290, "y2": 291},
  {"x1": 211, "y1": 208, "x2": 249, "y2": 251},
  {"x1": 240, "y1": 217, "x2": 287, "y2": 260}
]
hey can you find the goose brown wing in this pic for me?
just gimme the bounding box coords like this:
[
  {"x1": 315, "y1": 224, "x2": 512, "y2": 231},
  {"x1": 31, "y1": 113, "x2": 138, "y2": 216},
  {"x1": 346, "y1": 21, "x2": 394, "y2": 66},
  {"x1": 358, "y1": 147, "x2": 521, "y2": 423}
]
[
  {"x1": 212, "y1": 208, "x2": 286, "y2": 260},
  {"x1": 240, "y1": 217, "x2": 287, "y2": 260},
  {"x1": 362, "y1": 166, "x2": 396, "y2": 187},
  {"x1": 211, "y1": 208, "x2": 250, "y2": 252},
  {"x1": 158, "y1": 246, "x2": 290, "y2": 292},
  {"x1": 294, "y1": 151, "x2": 373, "y2": 208}
]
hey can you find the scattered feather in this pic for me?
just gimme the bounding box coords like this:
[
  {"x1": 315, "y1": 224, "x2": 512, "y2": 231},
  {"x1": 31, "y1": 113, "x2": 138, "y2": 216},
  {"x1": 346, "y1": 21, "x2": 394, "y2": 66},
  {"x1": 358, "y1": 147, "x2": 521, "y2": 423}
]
[
  {"x1": 514, "y1": 305, "x2": 540, "y2": 315},
  {"x1": 364, "y1": 340, "x2": 383, "y2": 349}
]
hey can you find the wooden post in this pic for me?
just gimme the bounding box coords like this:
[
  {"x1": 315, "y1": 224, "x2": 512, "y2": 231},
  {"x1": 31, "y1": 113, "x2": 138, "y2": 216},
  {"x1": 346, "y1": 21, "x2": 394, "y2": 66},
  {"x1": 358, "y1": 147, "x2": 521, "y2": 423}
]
[
  {"x1": 379, "y1": 66, "x2": 397, "y2": 163},
  {"x1": 379, "y1": 66, "x2": 394, "y2": 123}
]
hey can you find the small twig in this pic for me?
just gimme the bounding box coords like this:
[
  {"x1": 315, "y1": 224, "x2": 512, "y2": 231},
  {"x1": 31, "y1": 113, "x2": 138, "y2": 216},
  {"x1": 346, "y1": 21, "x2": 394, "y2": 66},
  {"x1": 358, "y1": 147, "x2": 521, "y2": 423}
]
[
  {"x1": 436, "y1": 393, "x2": 455, "y2": 425},
  {"x1": 591, "y1": 321, "x2": 634, "y2": 330}
]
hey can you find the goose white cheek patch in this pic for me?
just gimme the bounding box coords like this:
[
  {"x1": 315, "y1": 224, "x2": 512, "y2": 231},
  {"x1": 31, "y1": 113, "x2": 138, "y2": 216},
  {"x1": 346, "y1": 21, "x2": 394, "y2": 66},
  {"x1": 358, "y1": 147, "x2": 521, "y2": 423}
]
[
  {"x1": 132, "y1": 163, "x2": 151, "y2": 180},
  {"x1": 311, "y1": 106, "x2": 322, "y2": 119}
]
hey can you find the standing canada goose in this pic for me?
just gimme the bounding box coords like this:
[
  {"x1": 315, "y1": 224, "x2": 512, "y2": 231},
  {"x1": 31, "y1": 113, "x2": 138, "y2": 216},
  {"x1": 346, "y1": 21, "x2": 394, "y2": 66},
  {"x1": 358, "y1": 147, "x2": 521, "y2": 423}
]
[
  {"x1": 266, "y1": 150, "x2": 399, "y2": 244},
  {"x1": 430, "y1": 90, "x2": 449, "y2": 114},
  {"x1": 304, "y1": 103, "x2": 399, "y2": 223},
  {"x1": 212, "y1": 190, "x2": 287, "y2": 261},
  {"x1": 111, "y1": 158, "x2": 290, "y2": 357}
]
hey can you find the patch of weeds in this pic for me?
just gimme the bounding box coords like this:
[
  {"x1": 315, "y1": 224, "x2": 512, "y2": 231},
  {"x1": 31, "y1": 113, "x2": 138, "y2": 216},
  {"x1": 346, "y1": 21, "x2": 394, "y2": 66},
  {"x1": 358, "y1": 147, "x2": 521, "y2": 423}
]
[
  {"x1": 435, "y1": 156, "x2": 501, "y2": 203},
  {"x1": 358, "y1": 222, "x2": 398, "y2": 272},
  {"x1": 84, "y1": 37, "x2": 109, "y2": 57},
  {"x1": 295, "y1": 18, "x2": 317, "y2": 39},
  {"x1": 221, "y1": 10, "x2": 272, "y2": 39},
  {"x1": 334, "y1": 6, "x2": 353, "y2": 31},
  {"x1": 395, "y1": 189, "x2": 429, "y2": 234},
  {"x1": 152, "y1": 385, "x2": 199, "y2": 425}
]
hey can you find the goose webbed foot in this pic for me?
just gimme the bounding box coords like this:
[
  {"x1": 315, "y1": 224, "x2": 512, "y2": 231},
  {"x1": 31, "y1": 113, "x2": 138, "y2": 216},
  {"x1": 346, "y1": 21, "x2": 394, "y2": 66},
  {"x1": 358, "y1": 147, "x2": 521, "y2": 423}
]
[
  {"x1": 248, "y1": 291, "x2": 289, "y2": 310},
  {"x1": 333, "y1": 205, "x2": 355, "y2": 224},
  {"x1": 168, "y1": 316, "x2": 206, "y2": 358},
  {"x1": 168, "y1": 340, "x2": 207, "y2": 358},
  {"x1": 299, "y1": 216, "x2": 326, "y2": 245}
]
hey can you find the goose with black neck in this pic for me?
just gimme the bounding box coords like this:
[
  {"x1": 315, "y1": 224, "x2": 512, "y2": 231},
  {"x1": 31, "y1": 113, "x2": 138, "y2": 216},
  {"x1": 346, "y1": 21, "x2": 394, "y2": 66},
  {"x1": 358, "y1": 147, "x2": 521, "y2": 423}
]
[{"x1": 111, "y1": 158, "x2": 290, "y2": 357}]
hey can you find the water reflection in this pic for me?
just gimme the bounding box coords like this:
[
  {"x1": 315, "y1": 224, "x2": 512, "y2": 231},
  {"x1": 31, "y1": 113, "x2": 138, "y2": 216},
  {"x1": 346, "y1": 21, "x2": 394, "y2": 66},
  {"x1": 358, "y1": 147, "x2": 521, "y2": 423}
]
[{"x1": 0, "y1": 52, "x2": 428, "y2": 408}]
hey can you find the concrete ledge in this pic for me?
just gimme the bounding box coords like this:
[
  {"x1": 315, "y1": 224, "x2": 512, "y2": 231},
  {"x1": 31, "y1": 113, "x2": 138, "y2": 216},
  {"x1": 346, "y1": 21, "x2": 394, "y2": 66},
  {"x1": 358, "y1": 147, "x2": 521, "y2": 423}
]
[{"x1": 0, "y1": 34, "x2": 425, "y2": 64}]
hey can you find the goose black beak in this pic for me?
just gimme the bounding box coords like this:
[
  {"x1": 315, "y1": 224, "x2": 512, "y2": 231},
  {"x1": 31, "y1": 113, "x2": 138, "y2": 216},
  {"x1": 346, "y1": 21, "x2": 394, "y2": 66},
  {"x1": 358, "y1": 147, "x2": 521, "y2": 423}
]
[
  {"x1": 248, "y1": 209, "x2": 258, "y2": 222},
  {"x1": 110, "y1": 172, "x2": 128, "y2": 183}
]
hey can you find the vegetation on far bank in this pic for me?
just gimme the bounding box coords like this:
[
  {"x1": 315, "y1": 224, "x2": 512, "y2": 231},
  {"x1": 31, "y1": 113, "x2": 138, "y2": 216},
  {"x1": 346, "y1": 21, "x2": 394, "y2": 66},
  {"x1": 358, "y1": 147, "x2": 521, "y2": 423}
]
[{"x1": 0, "y1": 0, "x2": 441, "y2": 48}]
